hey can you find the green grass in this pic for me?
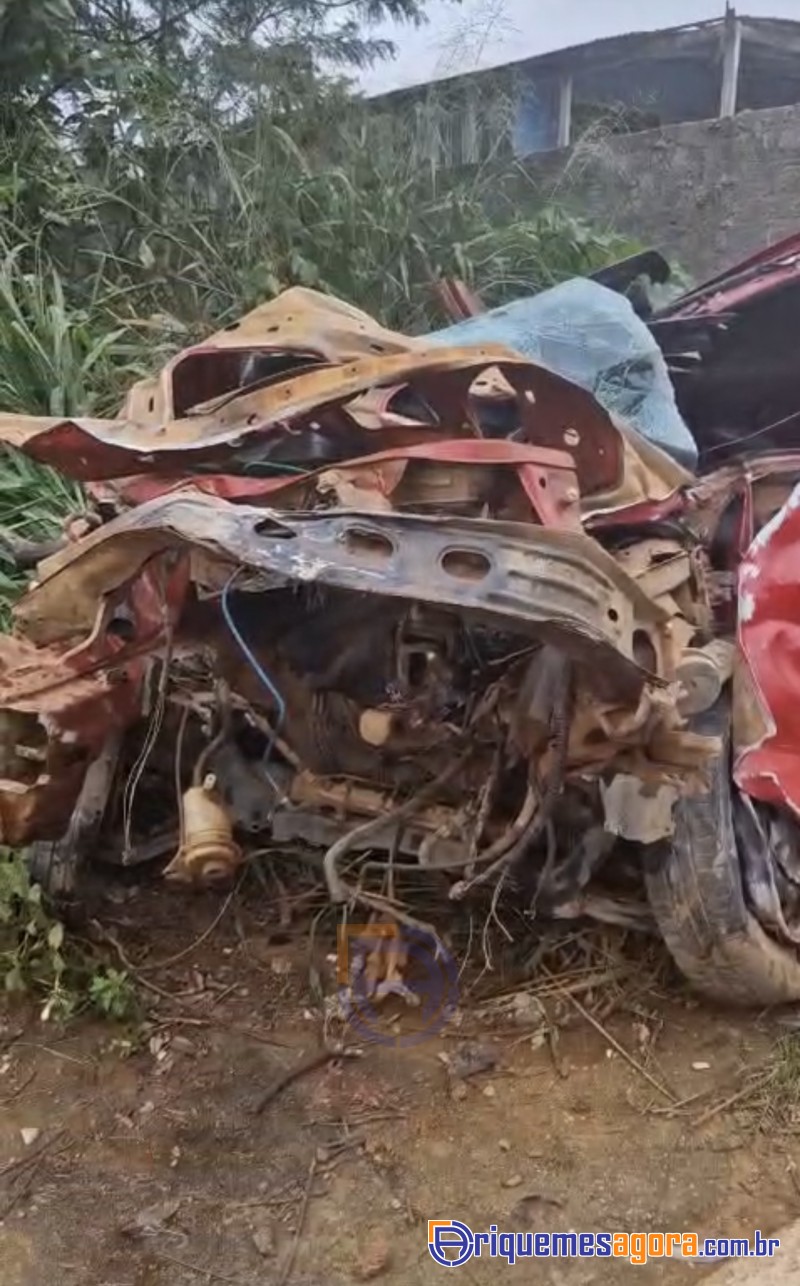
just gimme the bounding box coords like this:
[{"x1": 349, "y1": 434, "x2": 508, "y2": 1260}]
[
  {"x1": 0, "y1": 242, "x2": 151, "y2": 417},
  {"x1": 0, "y1": 240, "x2": 157, "y2": 624},
  {"x1": 0, "y1": 849, "x2": 138, "y2": 1022},
  {"x1": 0, "y1": 449, "x2": 85, "y2": 627},
  {"x1": 761, "y1": 1033, "x2": 800, "y2": 1129}
]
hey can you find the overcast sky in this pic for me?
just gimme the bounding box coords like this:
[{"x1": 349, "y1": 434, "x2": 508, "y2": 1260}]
[{"x1": 361, "y1": 0, "x2": 800, "y2": 93}]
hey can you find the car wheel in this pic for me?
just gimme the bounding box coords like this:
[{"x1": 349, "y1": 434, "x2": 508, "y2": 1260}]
[
  {"x1": 645, "y1": 693, "x2": 800, "y2": 1005},
  {"x1": 27, "y1": 836, "x2": 82, "y2": 902}
]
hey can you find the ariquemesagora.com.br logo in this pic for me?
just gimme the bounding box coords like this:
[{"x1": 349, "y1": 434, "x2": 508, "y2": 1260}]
[{"x1": 337, "y1": 922, "x2": 458, "y2": 1048}]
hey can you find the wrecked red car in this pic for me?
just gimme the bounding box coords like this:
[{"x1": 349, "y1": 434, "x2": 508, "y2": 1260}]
[{"x1": 1, "y1": 268, "x2": 800, "y2": 1007}]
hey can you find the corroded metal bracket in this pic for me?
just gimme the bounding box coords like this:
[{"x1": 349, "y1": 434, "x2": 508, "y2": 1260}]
[{"x1": 19, "y1": 495, "x2": 671, "y2": 702}]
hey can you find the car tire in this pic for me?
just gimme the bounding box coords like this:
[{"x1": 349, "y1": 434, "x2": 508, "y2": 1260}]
[
  {"x1": 27, "y1": 837, "x2": 81, "y2": 902},
  {"x1": 644, "y1": 693, "x2": 800, "y2": 1005}
]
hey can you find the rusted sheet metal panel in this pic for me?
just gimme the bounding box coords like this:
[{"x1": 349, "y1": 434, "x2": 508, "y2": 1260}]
[
  {"x1": 89, "y1": 472, "x2": 293, "y2": 506},
  {"x1": 0, "y1": 632, "x2": 143, "y2": 744},
  {"x1": 0, "y1": 287, "x2": 630, "y2": 499},
  {"x1": 0, "y1": 631, "x2": 146, "y2": 845},
  {"x1": 0, "y1": 348, "x2": 599, "y2": 480},
  {"x1": 0, "y1": 555, "x2": 189, "y2": 843},
  {"x1": 0, "y1": 413, "x2": 118, "y2": 451},
  {"x1": 101, "y1": 440, "x2": 583, "y2": 528},
  {"x1": 167, "y1": 285, "x2": 422, "y2": 367},
  {"x1": 309, "y1": 440, "x2": 583, "y2": 528},
  {"x1": 0, "y1": 557, "x2": 187, "y2": 714},
  {"x1": 122, "y1": 287, "x2": 424, "y2": 427},
  {"x1": 0, "y1": 286, "x2": 683, "y2": 550},
  {"x1": 63, "y1": 346, "x2": 517, "y2": 449},
  {"x1": 15, "y1": 493, "x2": 669, "y2": 700},
  {"x1": 584, "y1": 420, "x2": 691, "y2": 522},
  {"x1": 0, "y1": 759, "x2": 89, "y2": 847},
  {"x1": 103, "y1": 422, "x2": 679, "y2": 525},
  {"x1": 735, "y1": 483, "x2": 800, "y2": 814}
]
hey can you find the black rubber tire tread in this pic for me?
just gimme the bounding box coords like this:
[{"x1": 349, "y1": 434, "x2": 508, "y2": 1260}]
[
  {"x1": 27, "y1": 838, "x2": 80, "y2": 902},
  {"x1": 645, "y1": 693, "x2": 800, "y2": 1005}
]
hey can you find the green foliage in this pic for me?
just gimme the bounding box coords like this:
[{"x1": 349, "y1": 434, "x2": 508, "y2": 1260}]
[
  {"x1": 0, "y1": 0, "x2": 75, "y2": 101},
  {"x1": 0, "y1": 0, "x2": 632, "y2": 333},
  {"x1": 0, "y1": 447, "x2": 85, "y2": 629},
  {"x1": 0, "y1": 110, "x2": 630, "y2": 337},
  {"x1": 0, "y1": 850, "x2": 75, "y2": 1019},
  {"x1": 3, "y1": 0, "x2": 428, "y2": 131},
  {"x1": 0, "y1": 235, "x2": 165, "y2": 625},
  {"x1": 0, "y1": 0, "x2": 633, "y2": 339},
  {"x1": 89, "y1": 967, "x2": 138, "y2": 1020},
  {"x1": 0, "y1": 244, "x2": 145, "y2": 417},
  {"x1": 0, "y1": 223, "x2": 153, "y2": 614},
  {"x1": 0, "y1": 850, "x2": 136, "y2": 1021}
]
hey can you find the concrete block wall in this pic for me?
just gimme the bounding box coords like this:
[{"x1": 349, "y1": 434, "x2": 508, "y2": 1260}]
[{"x1": 522, "y1": 104, "x2": 800, "y2": 280}]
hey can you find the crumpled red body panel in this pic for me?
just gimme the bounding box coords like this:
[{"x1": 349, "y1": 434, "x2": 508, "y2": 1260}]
[
  {"x1": 97, "y1": 439, "x2": 583, "y2": 529},
  {"x1": 736, "y1": 484, "x2": 800, "y2": 813}
]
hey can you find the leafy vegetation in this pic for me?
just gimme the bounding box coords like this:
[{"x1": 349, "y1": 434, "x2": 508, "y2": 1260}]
[
  {"x1": 0, "y1": 849, "x2": 137, "y2": 1020},
  {"x1": 88, "y1": 966, "x2": 139, "y2": 1020},
  {"x1": 0, "y1": 246, "x2": 146, "y2": 417},
  {"x1": 0, "y1": 2, "x2": 631, "y2": 354},
  {"x1": 0, "y1": 450, "x2": 85, "y2": 628},
  {"x1": 0, "y1": 851, "x2": 71, "y2": 1015},
  {"x1": 0, "y1": 241, "x2": 145, "y2": 623}
]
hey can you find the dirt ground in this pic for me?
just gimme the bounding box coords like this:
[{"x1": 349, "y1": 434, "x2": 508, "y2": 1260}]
[{"x1": 1, "y1": 876, "x2": 799, "y2": 1286}]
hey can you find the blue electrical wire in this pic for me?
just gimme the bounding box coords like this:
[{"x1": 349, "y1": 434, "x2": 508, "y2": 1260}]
[{"x1": 221, "y1": 569, "x2": 286, "y2": 763}]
